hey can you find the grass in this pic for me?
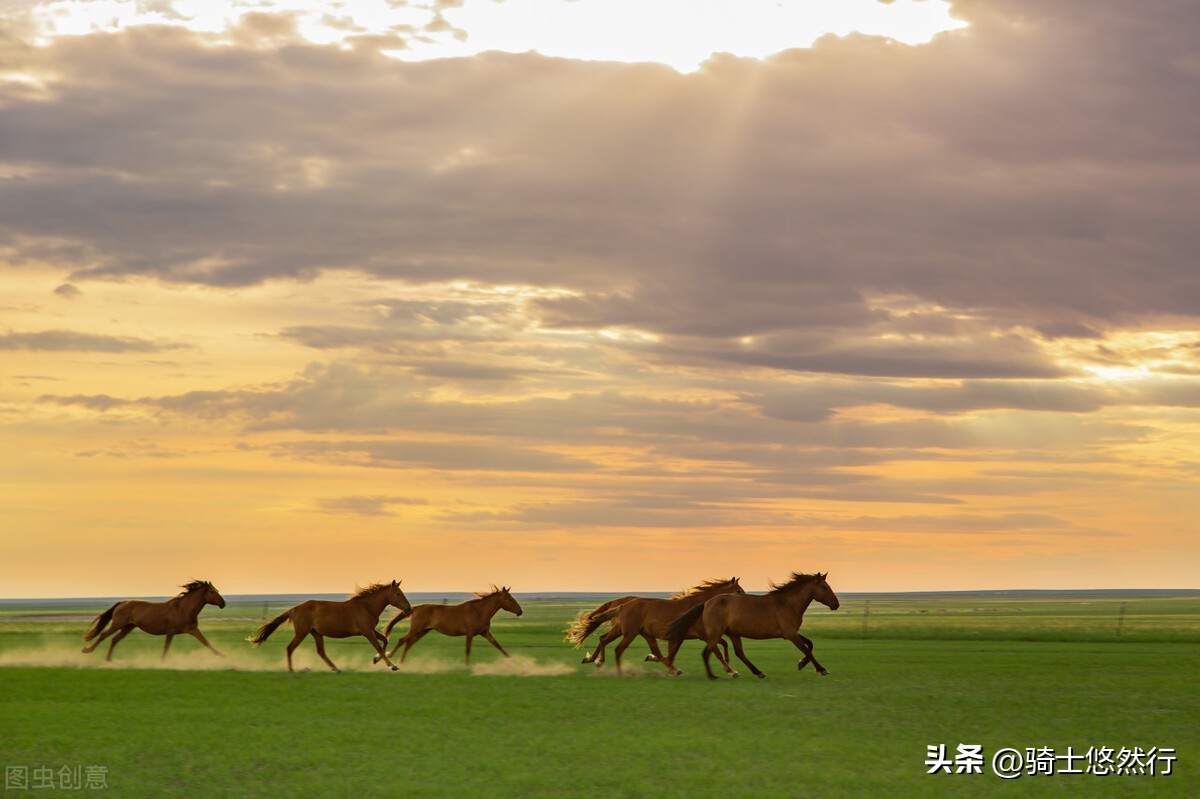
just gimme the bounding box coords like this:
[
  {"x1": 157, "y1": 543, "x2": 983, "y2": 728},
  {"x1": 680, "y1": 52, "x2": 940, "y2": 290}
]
[{"x1": 1, "y1": 594, "x2": 1197, "y2": 797}]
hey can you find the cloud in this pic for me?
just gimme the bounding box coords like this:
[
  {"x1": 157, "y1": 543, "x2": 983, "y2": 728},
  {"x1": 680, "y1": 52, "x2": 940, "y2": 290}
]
[
  {"x1": 0, "y1": 330, "x2": 184, "y2": 353},
  {"x1": 315, "y1": 495, "x2": 429, "y2": 516},
  {"x1": 0, "y1": 0, "x2": 1193, "y2": 349}
]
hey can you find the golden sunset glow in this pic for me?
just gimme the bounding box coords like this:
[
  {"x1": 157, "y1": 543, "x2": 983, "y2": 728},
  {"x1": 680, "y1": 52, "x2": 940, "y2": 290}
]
[{"x1": 2, "y1": 1, "x2": 1197, "y2": 598}]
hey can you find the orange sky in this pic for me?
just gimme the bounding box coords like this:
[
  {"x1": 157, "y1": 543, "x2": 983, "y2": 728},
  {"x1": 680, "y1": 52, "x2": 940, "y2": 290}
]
[{"x1": 2, "y1": 0, "x2": 1198, "y2": 597}]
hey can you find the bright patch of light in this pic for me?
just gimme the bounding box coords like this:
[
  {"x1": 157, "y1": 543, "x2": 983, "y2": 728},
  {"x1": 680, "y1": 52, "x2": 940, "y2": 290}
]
[{"x1": 22, "y1": 0, "x2": 967, "y2": 73}]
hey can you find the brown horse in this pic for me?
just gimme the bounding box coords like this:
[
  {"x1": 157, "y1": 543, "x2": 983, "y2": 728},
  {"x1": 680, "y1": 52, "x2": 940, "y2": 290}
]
[
  {"x1": 249, "y1": 581, "x2": 410, "y2": 672},
  {"x1": 82, "y1": 580, "x2": 226, "y2": 662},
  {"x1": 379, "y1": 586, "x2": 523, "y2": 664},
  {"x1": 665, "y1": 572, "x2": 839, "y2": 679},
  {"x1": 565, "y1": 578, "x2": 745, "y2": 675}
]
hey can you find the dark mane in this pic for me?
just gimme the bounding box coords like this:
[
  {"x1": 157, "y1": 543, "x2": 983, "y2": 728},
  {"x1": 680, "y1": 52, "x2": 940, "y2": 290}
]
[
  {"x1": 473, "y1": 585, "x2": 508, "y2": 599},
  {"x1": 766, "y1": 572, "x2": 821, "y2": 594},
  {"x1": 350, "y1": 582, "x2": 392, "y2": 599},
  {"x1": 179, "y1": 580, "x2": 213, "y2": 596},
  {"x1": 671, "y1": 577, "x2": 738, "y2": 600}
]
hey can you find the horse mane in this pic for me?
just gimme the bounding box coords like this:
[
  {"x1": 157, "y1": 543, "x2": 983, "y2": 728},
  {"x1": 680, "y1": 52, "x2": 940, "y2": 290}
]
[
  {"x1": 473, "y1": 585, "x2": 508, "y2": 599},
  {"x1": 670, "y1": 577, "x2": 738, "y2": 600},
  {"x1": 766, "y1": 572, "x2": 822, "y2": 594},
  {"x1": 350, "y1": 582, "x2": 393, "y2": 599},
  {"x1": 178, "y1": 580, "x2": 213, "y2": 596}
]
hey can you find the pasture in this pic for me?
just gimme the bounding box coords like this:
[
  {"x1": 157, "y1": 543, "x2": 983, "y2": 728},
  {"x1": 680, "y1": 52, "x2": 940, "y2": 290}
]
[{"x1": 1, "y1": 592, "x2": 1197, "y2": 797}]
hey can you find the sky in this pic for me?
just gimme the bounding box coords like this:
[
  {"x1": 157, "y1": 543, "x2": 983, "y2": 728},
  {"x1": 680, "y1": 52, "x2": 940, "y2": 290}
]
[{"x1": 2, "y1": 0, "x2": 1198, "y2": 598}]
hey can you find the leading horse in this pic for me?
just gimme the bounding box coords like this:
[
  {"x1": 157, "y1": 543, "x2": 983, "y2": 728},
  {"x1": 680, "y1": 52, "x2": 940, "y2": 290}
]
[
  {"x1": 665, "y1": 572, "x2": 839, "y2": 679},
  {"x1": 82, "y1": 580, "x2": 226, "y2": 662}
]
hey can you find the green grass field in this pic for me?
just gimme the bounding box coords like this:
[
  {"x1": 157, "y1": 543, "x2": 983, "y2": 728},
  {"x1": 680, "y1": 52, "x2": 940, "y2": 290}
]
[{"x1": 1, "y1": 593, "x2": 1197, "y2": 797}]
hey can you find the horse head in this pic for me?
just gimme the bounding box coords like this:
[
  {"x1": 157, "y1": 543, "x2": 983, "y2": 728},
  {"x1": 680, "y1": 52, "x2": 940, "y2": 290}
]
[
  {"x1": 387, "y1": 579, "x2": 412, "y2": 612},
  {"x1": 499, "y1": 586, "x2": 523, "y2": 617},
  {"x1": 815, "y1": 572, "x2": 840, "y2": 610},
  {"x1": 203, "y1": 582, "x2": 226, "y2": 609}
]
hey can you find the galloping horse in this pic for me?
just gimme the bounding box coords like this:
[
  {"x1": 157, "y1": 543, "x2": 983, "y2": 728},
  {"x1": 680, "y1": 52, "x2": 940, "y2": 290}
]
[
  {"x1": 565, "y1": 578, "x2": 744, "y2": 675},
  {"x1": 665, "y1": 572, "x2": 839, "y2": 679},
  {"x1": 379, "y1": 586, "x2": 523, "y2": 665},
  {"x1": 82, "y1": 580, "x2": 226, "y2": 662},
  {"x1": 250, "y1": 581, "x2": 410, "y2": 672}
]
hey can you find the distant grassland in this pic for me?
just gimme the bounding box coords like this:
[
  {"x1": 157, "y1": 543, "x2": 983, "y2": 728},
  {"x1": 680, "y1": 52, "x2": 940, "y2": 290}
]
[{"x1": 1, "y1": 593, "x2": 1197, "y2": 798}]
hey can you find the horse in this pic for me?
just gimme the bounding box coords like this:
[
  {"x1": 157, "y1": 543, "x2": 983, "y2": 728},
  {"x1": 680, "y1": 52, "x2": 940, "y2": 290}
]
[
  {"x1": 565, "y1": 578, "x2": 745, "y2": 675},
  {"x1": 249, "y1": 580, "x2": 410, "y2": 672},
  {"x1": 82, "y1": 580, "x2": 226, "y2": 662},
  {"x1": 378, "y1": 586, "x2": 523, "y2": 665},
  {"x1": 665, "y1": 572, "x2": 839, "y2": 679}
]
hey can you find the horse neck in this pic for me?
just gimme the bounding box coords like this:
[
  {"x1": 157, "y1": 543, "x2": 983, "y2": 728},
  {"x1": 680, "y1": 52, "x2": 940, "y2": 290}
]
[
  {"x1": 681, "y1": 585, "x2": 732, "y2": 607},
  {"x1": 357, "y1": 590, "x2": 390, "y2": 618},
  {"x1": 474, "y1": 593, "x2": 505, "y2": 620},
  {"x1": 173, "y1": 589, "x2": 206, "y2": 621},
  {"x1": 775, "y1": 583, "x2": 818, "y2": 619}
]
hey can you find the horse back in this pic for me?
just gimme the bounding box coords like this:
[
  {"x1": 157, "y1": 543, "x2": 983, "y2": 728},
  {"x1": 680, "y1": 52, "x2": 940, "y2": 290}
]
[
  {"x1": 307, "y1": 598, "x2": 375, "y2": 638},
  {"x1": 703, "y1": 593, "x2": 792, "y2": 639},
  {"x1": 114, "y1": 598, "x2": 179, "y2": 635}
]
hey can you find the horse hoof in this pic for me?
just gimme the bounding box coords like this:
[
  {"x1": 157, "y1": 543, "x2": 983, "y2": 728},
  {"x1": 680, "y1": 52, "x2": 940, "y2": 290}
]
[
  {"x1": 756, "y1": 672, "x2": 767, "y2": 679},
  {"x1": 372, "y1": 656, "x2": 380, "y2": 664},
  {"x1": 819, "y1": 669, "x2": 831, "y2": 676},
  {"x1": 731, "y1": 671, "x2": 740, "y2": 678},
  {"x1": 390, "y1": 664, "x2": 399, "y2": 671}
]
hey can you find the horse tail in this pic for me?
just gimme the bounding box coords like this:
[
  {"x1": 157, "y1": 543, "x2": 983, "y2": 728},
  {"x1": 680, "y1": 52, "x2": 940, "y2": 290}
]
[
  {"x1": 384, "y1": 607, "x2": 414, "y2": 637},
  {"x1": 249, "y1": 608, "x2": 293, "y2": 645},
  {"x1": 83, "y1": 603, "x2": 118, "y2": 642},
  {"x1": 565, "y1": 606, "x2": 621, "y2": 648},
  {"x1": 665, "y1": 604, "x2": 705, "y2": 649}
]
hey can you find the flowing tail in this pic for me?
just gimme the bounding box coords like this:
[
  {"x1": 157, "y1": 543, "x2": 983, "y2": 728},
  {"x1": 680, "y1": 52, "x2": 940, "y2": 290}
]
[
  {"x1": 665, "y1": 604, "x2": 705, "y2": 649},
  {"x1": 563, "y1": 597, "x2": 635, "y2": 647},
  {"x1": 249, "y1": 609, "x2": 293, "y2": 645},
  {"x1": 83, "y1": 603, "x2": 118, "y2": 642},
  {"x1": 564, "y1": 606, "x2": 621, "y2": 648},
  {"x1": 384, "y1": 608, "x2": 414, "y2": 637}
]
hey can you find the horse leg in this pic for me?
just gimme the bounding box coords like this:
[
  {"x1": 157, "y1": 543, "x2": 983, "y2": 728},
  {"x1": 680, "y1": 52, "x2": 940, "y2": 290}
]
[
  {"x1": 82, "y1": 623, "x2": 120, "y2": 654},
  {"x1": 700, "y1": 642, "x2": 719, "y2": 680},
  {"x1": 792, "y1": 633, "x2": 829, "y2": 675},
  {"x1": 729, "y1": 635, "x2": 765, "y2": 679},
  {"x1": 285, "y1": 630, "x2": 307, "y2": 672},
  {"x1": 187, "y1": 627, "x2": 224, "y2": 658},
  {"x1": 104, "y1": 625, "x2": 136, "y2": 662},
  {"x1": 370, "y1": 630, "x2": 398, "y2": 670},
  {"x1": 480, "y1": 630, "x2": 510, "y2": 659},
  {"x1": 664, "y1": 637, "x2": 685, "y2": 675},
  {"x1": 585, "y1": 626, "x2": 619, "y2": 666},
  {"x1": 464, "y1": 635, "x2": 474, "y2": 665},
  {"x1": 612, "y1": 631, "x2": 639, "y2": 675},
  {"x1": 643, "y1": 633, "x2": 666, "y2": 663},
  {"x1": 711, "y1": 637, "x2": 737, "y2": 677},
  {"x1": 161, "y1": 634, "x2": 174, "y2": 661},
  {"x1": 311, "y1": 632, "x2": 339, "y2": 673},
  {"x1": 399, "y1": 628, "x2": 432, "y2": 663},
  {"x1": 387, "y1": 626, "x2": 427, "y2": 659}
]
